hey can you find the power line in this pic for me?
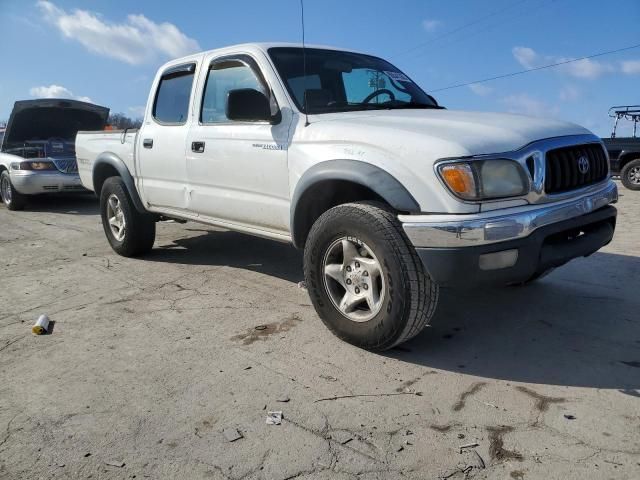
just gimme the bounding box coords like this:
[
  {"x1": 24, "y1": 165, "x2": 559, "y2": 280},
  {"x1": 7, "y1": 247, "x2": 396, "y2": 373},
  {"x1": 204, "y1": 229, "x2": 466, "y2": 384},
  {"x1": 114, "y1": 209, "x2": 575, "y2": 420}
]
[
  {"x1": 429, "y1": 43, "x2": 640, "y2": 93},
  {"x1": 392, "y1": 0, "x2": 530, "y2": 59},
  {"x1": 408, "y1": 0, "x2": 559, "y2": 61}
]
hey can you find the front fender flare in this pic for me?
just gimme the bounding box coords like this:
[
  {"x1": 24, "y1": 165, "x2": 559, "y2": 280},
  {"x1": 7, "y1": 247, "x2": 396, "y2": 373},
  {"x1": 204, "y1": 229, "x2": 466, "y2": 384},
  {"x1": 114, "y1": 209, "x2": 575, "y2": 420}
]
[
  {"x1": 93, "y1": 153, "x2": 147, "y2": 213},
  {"x1": 290, "y1": 159, "x2": 420, "y2": 247}
]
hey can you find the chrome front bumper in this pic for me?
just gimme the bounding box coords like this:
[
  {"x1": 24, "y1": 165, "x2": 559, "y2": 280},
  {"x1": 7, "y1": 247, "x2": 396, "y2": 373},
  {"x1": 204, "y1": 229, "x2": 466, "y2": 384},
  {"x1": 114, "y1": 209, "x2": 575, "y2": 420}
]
[
  {"x1": 11, "y1": 170, "x2": 86, "y2": 195},
  {"x1": 401, "y1": 180, "x2": 618, "y2": 248}
]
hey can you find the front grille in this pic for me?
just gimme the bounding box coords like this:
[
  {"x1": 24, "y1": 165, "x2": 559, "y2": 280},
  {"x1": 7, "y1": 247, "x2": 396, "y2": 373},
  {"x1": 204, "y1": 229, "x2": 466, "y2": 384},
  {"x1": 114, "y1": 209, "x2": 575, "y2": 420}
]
[
  {"x1": 51, "y1": 158, "x2": 79, "y2": 174},
  {"x1": 544, "y1": 144, "x2": 608, "y2": 194}
]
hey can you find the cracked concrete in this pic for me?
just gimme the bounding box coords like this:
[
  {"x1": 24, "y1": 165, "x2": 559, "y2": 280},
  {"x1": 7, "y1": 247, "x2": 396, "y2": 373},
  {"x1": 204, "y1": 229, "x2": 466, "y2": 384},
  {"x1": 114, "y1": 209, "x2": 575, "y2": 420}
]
[{"x1": 1, "y1": 186, "x2": 639, "y2": 480}]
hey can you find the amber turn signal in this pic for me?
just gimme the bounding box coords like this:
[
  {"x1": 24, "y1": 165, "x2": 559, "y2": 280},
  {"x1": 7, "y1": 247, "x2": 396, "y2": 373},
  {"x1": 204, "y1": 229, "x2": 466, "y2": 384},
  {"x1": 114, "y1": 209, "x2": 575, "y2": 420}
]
[{"x1": 439, "y1": 164, "x2": 476, "y2": 200}]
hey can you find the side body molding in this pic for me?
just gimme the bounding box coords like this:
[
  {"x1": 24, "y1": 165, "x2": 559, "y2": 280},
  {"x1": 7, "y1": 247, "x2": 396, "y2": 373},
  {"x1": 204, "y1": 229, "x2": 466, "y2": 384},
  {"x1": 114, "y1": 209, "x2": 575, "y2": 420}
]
[
  {"x1": 290, "y1": 159, "x2": 420, "y2": 247},
  {"x1": 92, "y1": 152, "x2": 147, "y2": 213}
]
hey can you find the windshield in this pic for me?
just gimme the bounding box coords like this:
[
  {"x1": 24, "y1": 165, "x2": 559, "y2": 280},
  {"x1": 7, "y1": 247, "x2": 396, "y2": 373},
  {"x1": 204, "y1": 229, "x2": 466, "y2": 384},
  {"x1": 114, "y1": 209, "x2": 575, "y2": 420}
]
[{"x1": 268, "y1": 47, "x2": 440, "y2": 114}]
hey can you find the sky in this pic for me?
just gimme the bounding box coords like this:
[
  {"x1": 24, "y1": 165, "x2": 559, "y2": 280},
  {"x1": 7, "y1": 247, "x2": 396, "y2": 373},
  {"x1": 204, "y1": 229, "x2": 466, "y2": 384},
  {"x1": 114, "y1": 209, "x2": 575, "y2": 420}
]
[{"x1": 0, "y1": 0, "x2": 639, "y2": 137}]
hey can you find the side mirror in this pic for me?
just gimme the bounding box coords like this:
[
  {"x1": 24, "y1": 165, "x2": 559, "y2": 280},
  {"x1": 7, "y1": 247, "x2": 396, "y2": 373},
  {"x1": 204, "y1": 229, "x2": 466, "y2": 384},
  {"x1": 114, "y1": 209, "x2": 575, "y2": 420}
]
[{"x1": 226, "y1": 88, "x2": 272, "y2": 122}]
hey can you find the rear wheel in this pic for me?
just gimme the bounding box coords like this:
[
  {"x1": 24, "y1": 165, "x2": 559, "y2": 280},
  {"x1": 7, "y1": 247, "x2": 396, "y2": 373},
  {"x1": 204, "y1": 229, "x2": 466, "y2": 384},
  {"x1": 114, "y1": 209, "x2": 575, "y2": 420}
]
[
  {"x1": 303, "y1": 202, "x2": 439, "y2": 351},
  {"x1": 0, "y1": 171, "x2": 26, "y2": 211},
  {"x1": 620, "y1": 158, "x2": 640, "y2": 190},
  {"x1": 100, "y1": 177, "x2": 155, "y2": 257}
]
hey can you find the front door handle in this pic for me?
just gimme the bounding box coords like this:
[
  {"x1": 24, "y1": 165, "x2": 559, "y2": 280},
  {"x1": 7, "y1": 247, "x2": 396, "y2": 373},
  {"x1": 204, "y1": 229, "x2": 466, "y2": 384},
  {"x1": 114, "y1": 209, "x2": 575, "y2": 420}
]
[
  {"x1": 143, "y1": 138, "x2": 153, "y2": 149},
  {"x1": 191, "y1": 141, "x2": 205, "y2": 153}
]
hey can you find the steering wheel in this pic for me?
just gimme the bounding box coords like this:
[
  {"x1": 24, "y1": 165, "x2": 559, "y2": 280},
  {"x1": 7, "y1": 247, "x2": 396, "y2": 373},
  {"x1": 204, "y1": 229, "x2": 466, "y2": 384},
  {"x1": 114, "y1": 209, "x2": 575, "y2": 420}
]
[{"x1": 362, "y1": 88, "x2": 396, "y2": 104}]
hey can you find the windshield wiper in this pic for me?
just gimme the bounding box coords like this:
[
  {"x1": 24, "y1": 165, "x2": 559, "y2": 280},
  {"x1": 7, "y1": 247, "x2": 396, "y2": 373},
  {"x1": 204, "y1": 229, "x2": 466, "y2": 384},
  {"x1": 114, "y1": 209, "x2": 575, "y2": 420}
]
[
  {"x1": 348, "y1": 101, "x2": 443, "y2": 111},
  {"x1": 310, "y1": 102, "x2": 444, "y2": 114},
  {"x1": 390, "y1": 102, "x2": 444, "y2": 110}
]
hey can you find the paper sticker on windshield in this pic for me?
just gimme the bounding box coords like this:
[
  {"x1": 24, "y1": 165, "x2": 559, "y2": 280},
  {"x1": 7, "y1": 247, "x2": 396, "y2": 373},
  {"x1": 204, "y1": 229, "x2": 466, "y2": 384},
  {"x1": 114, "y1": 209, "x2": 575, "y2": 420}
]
[{"x1": 384, "y1": 71, "x2": 411, "y2": 82}]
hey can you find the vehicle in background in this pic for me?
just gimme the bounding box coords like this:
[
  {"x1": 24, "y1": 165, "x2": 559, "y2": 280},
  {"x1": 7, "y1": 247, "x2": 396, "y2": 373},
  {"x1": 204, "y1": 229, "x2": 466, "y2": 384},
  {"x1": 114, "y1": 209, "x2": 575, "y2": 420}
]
[
  {"x1": 602, "y1": 105, "x2": 640, "y2": 190},
  {"x1": 77, "y1": 43, "x2": 617, "y2": 350},
  {"x1": 0, "y1": 99, "x2": 110, "y2": 210}
]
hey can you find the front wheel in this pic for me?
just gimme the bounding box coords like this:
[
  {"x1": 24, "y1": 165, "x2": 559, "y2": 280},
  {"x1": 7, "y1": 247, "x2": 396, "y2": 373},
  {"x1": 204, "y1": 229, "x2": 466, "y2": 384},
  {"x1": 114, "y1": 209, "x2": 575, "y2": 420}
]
[
  {"x1": 620, "y1": 159, "x2": 640, "y2": 190},
  {"x1": 303, "y1": 202, "x2": 439, "y2": 351},
  {"x1": 1, "y1": 171, "x2": 26, "y2": 211},
  {"x1": 100, "y1": 177, "x2": 156, "y2": 257}
]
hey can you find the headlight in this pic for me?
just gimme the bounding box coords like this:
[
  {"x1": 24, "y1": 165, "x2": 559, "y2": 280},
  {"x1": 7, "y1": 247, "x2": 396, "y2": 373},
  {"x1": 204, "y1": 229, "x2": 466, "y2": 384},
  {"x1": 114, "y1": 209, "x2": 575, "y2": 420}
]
[
  {"x1": 438, "y1": 159, "x2": 528, "y2": 201},
  {"x1": 17, "y1": 161, "x2": 56, "y2": 171}
]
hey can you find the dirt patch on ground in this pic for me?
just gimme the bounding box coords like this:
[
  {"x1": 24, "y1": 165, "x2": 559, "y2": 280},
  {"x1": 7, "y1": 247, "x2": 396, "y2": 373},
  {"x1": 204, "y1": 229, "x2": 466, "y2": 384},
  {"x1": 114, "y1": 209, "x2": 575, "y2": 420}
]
[
  {"x1": 429, "y1": 422, "x2": 462, "y2": 433},
  {"x1": 453, "y1": 382, "x2": 487, "y2": 412},
  {"x1": 487, "y1": 426, "x2": 523, "y2": 462},
  {"x1": 515, "y1": 386, "x2": 565, "y2": 412},
  {"x1": 231, "y1": 313, "x2": 302, "y2": 345}
]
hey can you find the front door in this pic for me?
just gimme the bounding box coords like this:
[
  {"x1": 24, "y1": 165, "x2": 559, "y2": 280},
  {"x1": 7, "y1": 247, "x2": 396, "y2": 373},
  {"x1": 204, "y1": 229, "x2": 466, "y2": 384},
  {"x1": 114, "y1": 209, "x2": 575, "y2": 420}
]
[
  {"x1": 137, "y1": 63, "x2": 197, "y2": 211},
  {"x1": 186, "y1": 54, "x2": 291, "y2": 234}
]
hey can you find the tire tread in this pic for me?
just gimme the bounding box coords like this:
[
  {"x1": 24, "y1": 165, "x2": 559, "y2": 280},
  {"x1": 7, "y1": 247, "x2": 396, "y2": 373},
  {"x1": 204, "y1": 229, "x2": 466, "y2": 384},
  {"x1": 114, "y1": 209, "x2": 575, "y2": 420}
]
[
  {"x1": 304, "y1": 201, "x2": 439, "y2": 350},
  {"x1": 620, "y1": 158, "x2": 640, "y2": 191},
  {"x1": 100, "y1": 177, "x2": 155, "y2": 257}
]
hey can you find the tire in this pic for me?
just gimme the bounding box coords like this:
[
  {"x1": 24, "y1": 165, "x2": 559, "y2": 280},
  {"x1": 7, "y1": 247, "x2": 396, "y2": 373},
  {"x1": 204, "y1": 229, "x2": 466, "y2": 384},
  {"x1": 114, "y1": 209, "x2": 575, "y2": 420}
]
[
  {"x1": 620, "y1": 158, "x2": 640, "y2": 190},
  {"x1": 100, "y1": 176, "x2": 156, "y2": 257},
  {"x1": 0, "y1": 170, "x2": 26, "y2": 211},
  {"x1": 303, "y1": 201, "x2": 439, "y2": 351}
]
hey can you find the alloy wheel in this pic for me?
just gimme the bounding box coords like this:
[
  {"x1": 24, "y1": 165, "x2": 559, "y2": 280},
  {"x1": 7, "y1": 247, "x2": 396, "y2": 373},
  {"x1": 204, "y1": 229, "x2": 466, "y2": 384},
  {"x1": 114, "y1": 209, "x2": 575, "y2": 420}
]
[
  {"x1": 628, "y1": 166, "x2": 640, "y2": 185},
  {"x1": 322, "y1": 237, "x2": 385, "y2": 322},
  {"x1": 1, "y1": 176, "x2": 12, "y2": 205},
  {"x1": 106, "y1": 194, "x2": 126, "y2": 241}
]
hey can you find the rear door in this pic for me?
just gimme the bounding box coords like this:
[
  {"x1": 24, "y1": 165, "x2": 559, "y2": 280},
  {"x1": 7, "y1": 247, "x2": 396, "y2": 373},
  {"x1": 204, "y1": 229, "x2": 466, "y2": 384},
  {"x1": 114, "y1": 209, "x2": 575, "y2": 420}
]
[
  {"x1": 137, "y1": 62, "x2": 198, "y2": 210},
  {"x1": 185, "y1": 53, "x2": 292, "y2": 234}
]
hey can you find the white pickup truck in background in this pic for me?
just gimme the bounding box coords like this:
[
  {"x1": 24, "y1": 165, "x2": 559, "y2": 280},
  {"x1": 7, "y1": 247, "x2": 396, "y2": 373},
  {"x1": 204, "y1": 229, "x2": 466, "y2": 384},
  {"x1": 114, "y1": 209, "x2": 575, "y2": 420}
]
[{"x1": 76, "y1": 43, "x2": 617, "y2": 350}]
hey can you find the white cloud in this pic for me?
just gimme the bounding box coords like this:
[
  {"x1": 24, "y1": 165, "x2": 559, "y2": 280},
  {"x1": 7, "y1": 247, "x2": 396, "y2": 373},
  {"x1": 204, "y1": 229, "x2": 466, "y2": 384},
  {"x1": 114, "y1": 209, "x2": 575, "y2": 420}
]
[
  {"x1": 502, "y1": 93, "x2": 559, "y2": 118},
  {"x1": 559, "y1": 85, "x2": 580, "y2": 102},
  {"x1": 621, "y1": 60, "x2": 640, "y2": 75},
  {"x1": 468, "y1": 83, "x2": 493, "y2": 97},
  {"x1": 512, "y1": 46, "x2": 614, "y2": 79},
  {"x1": 30, "y1": 84, "x2": 92, "y2": 103},
  {"x1": 37, "y1": 1, "x2": 200, "y2": 65},
  {"x1": 422, "y1": 19, "x2": 442, "y2": 32},
  {"x1": 559, "y1": 57, "x2": 614, "y2": 79},
  {"x1": 512, "y1": 46, "x2": 538, "y2": 69}
]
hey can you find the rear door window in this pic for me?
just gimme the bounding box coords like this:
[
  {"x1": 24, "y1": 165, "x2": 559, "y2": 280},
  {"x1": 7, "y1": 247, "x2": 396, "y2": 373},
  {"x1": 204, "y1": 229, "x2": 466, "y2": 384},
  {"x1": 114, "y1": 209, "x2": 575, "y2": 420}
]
[{"x1": 153, "y1": 64, "x2": 196, "y2": 124}]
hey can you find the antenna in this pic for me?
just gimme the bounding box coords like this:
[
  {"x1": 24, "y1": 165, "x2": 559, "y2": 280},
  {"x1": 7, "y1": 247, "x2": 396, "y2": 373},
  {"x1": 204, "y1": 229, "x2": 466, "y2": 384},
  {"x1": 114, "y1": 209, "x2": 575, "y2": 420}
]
[{"x1": 300, "y1": 0, "x2": 310, "y2": 127}]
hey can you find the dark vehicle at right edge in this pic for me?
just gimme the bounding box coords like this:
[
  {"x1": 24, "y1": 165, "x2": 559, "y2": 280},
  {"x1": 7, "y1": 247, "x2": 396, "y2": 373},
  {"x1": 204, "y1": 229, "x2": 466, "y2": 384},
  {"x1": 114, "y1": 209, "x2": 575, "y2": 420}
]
[{"x1": 602, "y1": 105, "x2": 640, "y2": 190}]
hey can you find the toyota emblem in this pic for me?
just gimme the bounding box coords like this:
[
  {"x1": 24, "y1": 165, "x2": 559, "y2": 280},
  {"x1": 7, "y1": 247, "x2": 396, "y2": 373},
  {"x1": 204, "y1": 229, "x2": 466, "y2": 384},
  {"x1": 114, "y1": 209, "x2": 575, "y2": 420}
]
[{"x1": 577, "y1": 155, "x2": 590, "y2": 175}]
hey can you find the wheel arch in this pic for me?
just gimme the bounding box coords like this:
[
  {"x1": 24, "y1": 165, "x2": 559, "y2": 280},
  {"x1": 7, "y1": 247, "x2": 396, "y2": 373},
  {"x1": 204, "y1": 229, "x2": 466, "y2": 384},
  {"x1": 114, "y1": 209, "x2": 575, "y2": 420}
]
[
  {"x1": 290, "y1": 160, "x2": 420, "y2": 248},
  {"x1": 92, "y1": 153, "x2": 147, "y2": 213},
  {"x1": 618, "y1": 151, "x2": 640, "y2": 169}
]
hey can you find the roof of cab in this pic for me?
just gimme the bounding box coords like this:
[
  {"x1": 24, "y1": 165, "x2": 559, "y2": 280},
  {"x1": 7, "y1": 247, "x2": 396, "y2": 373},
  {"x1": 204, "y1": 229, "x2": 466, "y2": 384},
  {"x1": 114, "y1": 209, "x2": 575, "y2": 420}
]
[{"x1": 157, "y1": 42, "x2": 364, "y2": 71}]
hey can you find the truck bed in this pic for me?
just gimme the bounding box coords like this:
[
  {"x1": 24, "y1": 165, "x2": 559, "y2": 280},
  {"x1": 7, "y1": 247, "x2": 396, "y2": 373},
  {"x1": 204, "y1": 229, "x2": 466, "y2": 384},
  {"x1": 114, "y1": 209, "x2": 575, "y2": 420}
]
[{"x1": 76, "y1": 130, "x2": 138, "y2": 192}]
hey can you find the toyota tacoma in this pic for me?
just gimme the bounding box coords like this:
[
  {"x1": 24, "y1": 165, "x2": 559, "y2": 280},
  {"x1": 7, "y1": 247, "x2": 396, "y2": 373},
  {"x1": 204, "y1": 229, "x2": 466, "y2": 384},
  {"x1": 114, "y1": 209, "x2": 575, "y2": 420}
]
[{"x1": 76, "y1": 43, "x2": 617, "y2": 350}]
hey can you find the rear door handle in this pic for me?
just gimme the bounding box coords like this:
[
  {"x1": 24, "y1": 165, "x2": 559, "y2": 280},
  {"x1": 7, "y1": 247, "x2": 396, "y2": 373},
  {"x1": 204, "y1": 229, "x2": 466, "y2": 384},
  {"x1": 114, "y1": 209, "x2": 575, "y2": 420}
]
[
  {"x1": 143, "y1": 138, "x2": 153, "y2": 149},
  {"x1": 191, "y1": 141, "x2": 205, "y2": 153}
]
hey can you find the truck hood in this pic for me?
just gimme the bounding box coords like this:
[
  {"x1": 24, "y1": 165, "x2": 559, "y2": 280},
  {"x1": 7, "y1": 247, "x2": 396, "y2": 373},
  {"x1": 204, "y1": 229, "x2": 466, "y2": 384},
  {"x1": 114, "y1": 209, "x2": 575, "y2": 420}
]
[
  {"x1": 2, "y1": 99, "x2": 109, "y2": 149},
  {"x1": 308, "y1": 109, "x2": 591, "y2": 156}
]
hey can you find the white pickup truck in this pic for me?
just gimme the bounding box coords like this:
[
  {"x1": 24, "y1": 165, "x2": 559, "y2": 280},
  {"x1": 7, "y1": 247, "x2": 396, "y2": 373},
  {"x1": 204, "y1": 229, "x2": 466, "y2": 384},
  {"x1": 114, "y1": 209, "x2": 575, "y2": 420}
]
[{"x1": 77, "y1": 43, "x2": 618, "y2": 350}]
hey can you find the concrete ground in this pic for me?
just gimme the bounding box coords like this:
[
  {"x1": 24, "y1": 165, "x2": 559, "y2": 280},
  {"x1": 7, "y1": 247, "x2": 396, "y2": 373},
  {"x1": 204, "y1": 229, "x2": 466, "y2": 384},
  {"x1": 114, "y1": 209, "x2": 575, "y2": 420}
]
[{"x1": 1, "y1": 183, "x2": 638, "y2": 480}]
